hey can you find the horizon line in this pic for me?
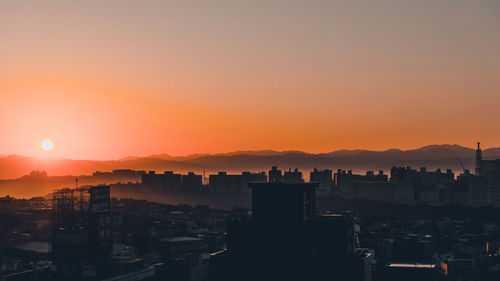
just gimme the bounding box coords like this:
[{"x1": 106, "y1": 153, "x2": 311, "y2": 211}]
[{"x1": 0, "y1": 143, "x2": 494, "y2": 162}]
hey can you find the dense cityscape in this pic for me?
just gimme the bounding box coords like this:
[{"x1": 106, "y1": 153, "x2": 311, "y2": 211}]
[
  {"x1": 3, "y1": 0, "x2": 499, "y2": 280},
  {"x1": 0, "y1": 144, "x2": 499, "y2": 280}
]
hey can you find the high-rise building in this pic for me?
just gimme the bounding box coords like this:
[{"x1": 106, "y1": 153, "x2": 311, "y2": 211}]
[
  {"x1": 468, "y1": 142, "x2": 500, "y2": 207},
  {"x1": 310, "y1": 168, "x2": 333, "y2": 196},
  {"x1": 268, "y1": 166, "x2": 283, "y2": 183},
  {"x1": 242, "y1": 171, "x2": 267, "y2": 184},
  {"x1": 221, "y1": 182, "x2": 370, "y2": 281},
  {"x1": 209, "y1": 172, "x2": 267, "y2": 192},
  {"x1": 142, "y1": 171, "x2": 182, "y2": 192},
  {"x1": 283, "y1": 168, "x2": 304, "y2": 183},
  {"x1": 335, "y1": 169, "x2": 414, "y2": 203},
  {"x1": 313, "y1": 213, "x2": 355, "y2": 281},
  {"x1": 250, "y1": 182, "x2": 316, "y2": 281},
  {"x1": 335, "y1": 169, "x2": 388, "y2": 187},
  {"x1": 390, "y1": 167, "x2": 454, "y2": 186},
  {"x1": 182, "y1": 172, "x2": 203, "y2": 191},
  {"x1": 468, "y1": 178, "x2": 500, "y2": 207}
]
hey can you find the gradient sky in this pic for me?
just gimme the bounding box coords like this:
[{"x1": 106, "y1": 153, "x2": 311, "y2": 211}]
[{"x1": 1, "y1": 0, "x2": 500, "y2": 160}]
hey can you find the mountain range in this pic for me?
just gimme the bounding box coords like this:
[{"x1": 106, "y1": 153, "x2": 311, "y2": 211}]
[{"x1": 1, "y1": 144, "x2": 500, "y2": 179}]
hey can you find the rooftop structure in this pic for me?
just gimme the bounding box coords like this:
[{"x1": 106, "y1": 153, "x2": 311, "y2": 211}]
[{"x1": 51, "y1": 185, "x2": 111, "y2": 278}]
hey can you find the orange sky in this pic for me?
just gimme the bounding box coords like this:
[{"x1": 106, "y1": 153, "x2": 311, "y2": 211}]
[{"x1": 1, "y1": 0, "x2": 500, "y2": 160}]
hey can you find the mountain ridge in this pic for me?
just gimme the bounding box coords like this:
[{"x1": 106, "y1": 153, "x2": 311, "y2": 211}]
[{"x1": 1, "y1": 144, "x2": 500, "y2": 179}]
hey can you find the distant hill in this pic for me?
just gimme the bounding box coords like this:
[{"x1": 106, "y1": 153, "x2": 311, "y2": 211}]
[{"x1": 1, "y1": 144, "x2": 500, "y2": 179}]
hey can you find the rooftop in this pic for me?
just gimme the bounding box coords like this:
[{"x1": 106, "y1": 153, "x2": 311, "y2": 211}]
[
  {"x1": 249, "y1": 182, "x2": 318, "y2": 190},
  {"x1": 319, "y1": 213, "x2": 343, "y2": 217},
  {"x1": 388, "y1": 263, "x2": 436, "y2": 269},
  {"x1": 14, "y1": 241, "x2": 50, "y2": 254},
  {"x1": 160, "y1": 236, "x2": 203, "y2": 243}
]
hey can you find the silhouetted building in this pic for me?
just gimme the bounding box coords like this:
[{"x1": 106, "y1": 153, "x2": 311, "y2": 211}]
[
  {"x1": 182, "y1": 172, "x2": 203, "y2": 192},
  {"x1": 467, "y1": 142, "x2": 500, "y2": 207},
  {"x1": 313, "y1": 213, "x2": 355, "y2": 281},
  {"x1": 268, "y1": 166, "x2": 283, "y2": 183},
  {"x1": 475, "y1": 143, "x2": 500, "y2": 178},
  {"x1": 209, "y1": 172, "x2": 246, "y2": 192},
  {"x1": 0, "y1": 196, "x2": 13, "y2": 213},
  {"x1": 390, "y1": 166, "x2": 454, "y2": 186},
  {"x1": 208, "y1": 250, "x2": 232, "y2": 281},
  {"x1": 283, "y1": 168, "x2": 304, "y2": 183},
  {"x1": 335, "y1": 169, "x2": 414, "y2": 203},
  {"x1": 225, "y1": 217, "x2": 253, "y2": 281},
  {"x1": 310, "y1": 168, "x2": 333, "y2": 196},
  {"x1": 468, "y1": 178, "x2": 500, "y2": 207},
  {"x1": 335, "y1": 170, "x2": 388, "y2": 187},
  {"x1": 440, "y1": 257, "x2": 476, "y2": 281},
  {"x1": 51, "y1": 185, "x2": 112, "y2": 279},
  {"x1": 156, "y1": 236, "x2": 210, "y2": 281},
  {"x1": 390, "y1": 166, "x2": 454, "y2": 203},
  {"x1": 28, "y1": 170, "x2": 48, "y2": 178},
  {"x1": 479, "y1": 159, "x2": 500, "y2": 178},
  {"x1": 158, "y1": 237, "x2": 208, "y2": 259},
  {"x1": 91, "y1": 169, "x2": 145, "y2": 183},
  {"x1": 352, "y1": 249, "x2": 372, "y2": 281},
  {"x1": 142, "y1": 171, "x2": 182, "y2": 192},
  {"x1": 392, "y1": 235, "x2": 434, "y2": 263},
  {"x1": 162, "y1": 253, "x2": 209, "y2": 281},
  {"x1": 221, "y1": 183, "x2": 371, "y2": 281},
  {"x1": 250, "y1": 182, "x2": 316, "y2": 281},
  {"x1": 242, "y1": 171, "x2": 267, "y2": 185},
  {"x1": 209, "y1": 172, "x2": 266, "y2": 192},
  {"x1": 111, "y1": 169, "x2": 145, "y2": 176}
]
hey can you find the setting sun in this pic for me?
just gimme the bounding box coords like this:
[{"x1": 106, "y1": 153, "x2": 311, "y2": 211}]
[{"x1": 41, "y1": 139, "x2": 54, "y2": 152}]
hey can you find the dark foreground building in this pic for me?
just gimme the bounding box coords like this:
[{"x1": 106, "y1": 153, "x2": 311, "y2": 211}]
[
  {"x1": 51, "y1": 185, "x2": 112, "y2": 279},
  {"x1": 214, "y1": 182, "x2": 370, "y2": 281},
  {"x1": 251, "y1": 182, "x2": 316, "y2": 281}
]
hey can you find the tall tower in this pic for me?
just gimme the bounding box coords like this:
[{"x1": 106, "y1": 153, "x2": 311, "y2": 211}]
[{"x1": 475, "y1": 142, "x2": 483, "y2": 175}]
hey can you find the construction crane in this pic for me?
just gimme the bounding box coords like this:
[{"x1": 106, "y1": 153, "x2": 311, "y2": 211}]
[{"x1": 456, "y1": 157, "x2": 466, "y2": 173}]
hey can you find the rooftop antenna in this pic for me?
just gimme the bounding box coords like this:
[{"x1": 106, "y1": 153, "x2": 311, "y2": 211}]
[
  {"x1": 75, "y1": 177, "x2": 78, "y2": 189},
  {"x1": 475, "y1": 141, "x2": 483, "y2": 175}
]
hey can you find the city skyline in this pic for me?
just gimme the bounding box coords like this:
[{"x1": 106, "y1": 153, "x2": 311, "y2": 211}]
[
  {"x1": 2, "y1": 1, "x2": 500, "y2": 280},
  {"x1": 2, "y1": 0, "x2": 500, "y2": 160}
]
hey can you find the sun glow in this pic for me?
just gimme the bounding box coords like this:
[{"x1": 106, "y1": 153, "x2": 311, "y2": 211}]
[{"x1": 41, "y1": 139, "x2": 54, "y2": 152}]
